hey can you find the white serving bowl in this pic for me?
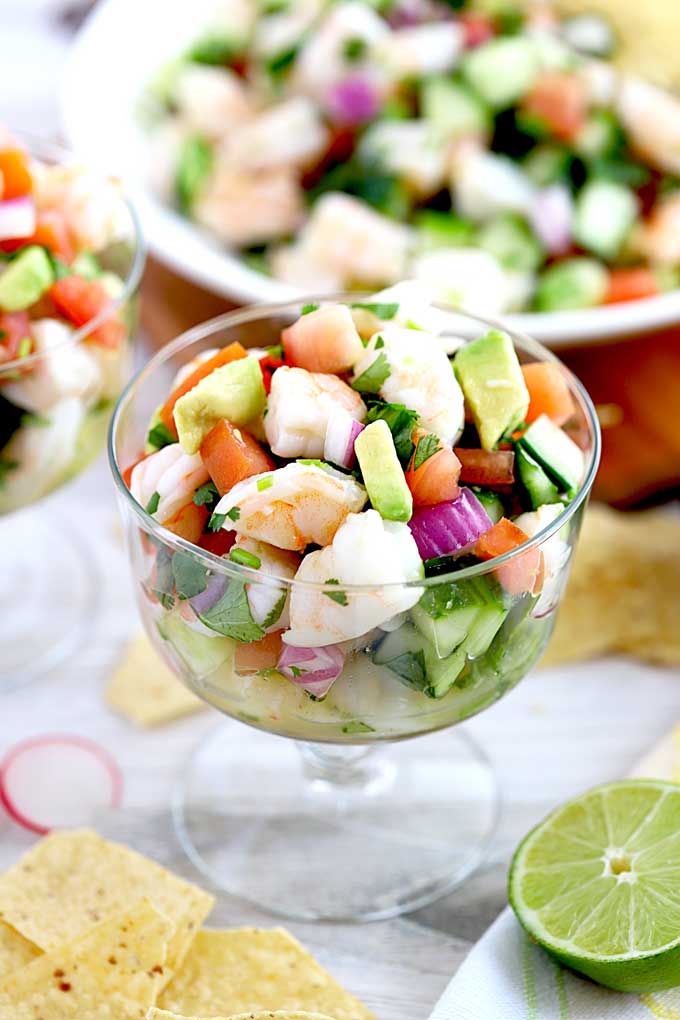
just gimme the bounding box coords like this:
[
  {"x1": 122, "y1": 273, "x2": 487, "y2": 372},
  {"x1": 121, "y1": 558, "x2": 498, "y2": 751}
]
[{"x1": 61, "y1": 0, "x2": 680, "y2": 348}]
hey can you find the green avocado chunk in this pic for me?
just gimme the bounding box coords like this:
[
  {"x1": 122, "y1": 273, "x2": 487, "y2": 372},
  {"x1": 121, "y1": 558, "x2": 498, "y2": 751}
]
[
  {"x1": 0, "y1": 246, "x2": 54, "y2": 312},
  {"x1": 174, "y1": 355, "x2": 266, "y2": 454},
  {"x1": 354, "y1": 418, "x2": 413, "y2": 523},
  {"x1": 454, "y1": 329, "x2": 529, "y2": 451}
]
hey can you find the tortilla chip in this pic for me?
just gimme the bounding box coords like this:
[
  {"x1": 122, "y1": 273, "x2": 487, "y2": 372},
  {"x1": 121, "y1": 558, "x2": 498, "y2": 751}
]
[
  {"x1": 0, "y1": 830, "x2": 214, "y2": 975},
  {"x1": 158, "y1": 928, "x2": 374, "y2": 1020},
  {"x1": 0, "y1": 922, "x2": 40, "y2": 981},
  {"x1": 150, "y1": 1012, "x2": 336, "y2": 1020},
  {"x1": 0, "y1": 899, "x2": 172, "y2": 1019},
  {"x1": 107, "y1": 633, "x2": 206, "y2": 727}
]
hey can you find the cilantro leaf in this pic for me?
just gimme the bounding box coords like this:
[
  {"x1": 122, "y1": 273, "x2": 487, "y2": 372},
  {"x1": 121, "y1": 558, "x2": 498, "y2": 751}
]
[
  {"x1": 172, "y1": 551, "x2": 209, "y2": 600},
  {"x1": 152, "y1": 547, "x2": 175, "y2": 609},
  {"x1": 262, "y1": 591, "x2": 287, "y2": 629},
  {"x1": 226, "y1": 506, "x2": 240, "y2": 520},
  {"x1": 364, "y1": 400, "x2": 419, "y2": 464},
  {"x1": 147, "y1": 422, "x2": 176, "y2": 450},
  {"x1": 342, "y1": 720, "x2": 375, "y2": 734},
  {"x1": 145, "y1": 491, "x2": 160, "y2": 515},
  {"x1": 208, "y1": 511, "x2": 227, "y2": 532},
  {"x1": 176, "y1": 135, "x2": 214, "y2": 214},
  {"x1": 193, "y1": 480, "x2": 219, "y2": 507},
  {"x1": 301, "y1": 303, "x2": 319, "y2": 315},
  {"x1": 198, "y1": 579, "x2": 265, "y2": 642},
  {"x1": 343, "y1": 36, "x2": 367, "y2": 61},
  {"x1": 324, "y1": 578, "x2": 348, "y2": 606},
  {"x1": 351, "y1": 351, "x2": 390, "y2": 394},
  {"x1": 350, "y1": 302, "x2": 399, "y2": 319},
  {"x1": 413, "y1": 434, "x2": 440, "y2": 471}
]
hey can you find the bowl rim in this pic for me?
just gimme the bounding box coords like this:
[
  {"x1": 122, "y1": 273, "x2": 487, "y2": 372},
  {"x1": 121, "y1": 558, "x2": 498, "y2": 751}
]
[
  {"x1": 0, "y1": 132, "x2": 146, "y2": 377},
  {"x1": 109, "y1": 295, "x2": 601, "y2": 592}
]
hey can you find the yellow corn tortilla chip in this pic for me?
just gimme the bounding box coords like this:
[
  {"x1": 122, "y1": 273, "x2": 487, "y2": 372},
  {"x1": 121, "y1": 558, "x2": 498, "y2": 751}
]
[
  {"x1": 150, "y1": 1011, "x2": 336, "y2": 1020},
  {"x1": 0, "y1": 899, "x2": 172, "y2": 1019},
  {"x1": 107, "y1": 633, "x2": 206, "y2": 727},
  {"x1": 0, "y1": 922, "x2": 40, "y2": 981},
  {"x1": 158, "y1": 928, "x2": 374, "y2": 1020},
  {"x1": 0, "y1": 830, "x2": 214, "y2": 976}
]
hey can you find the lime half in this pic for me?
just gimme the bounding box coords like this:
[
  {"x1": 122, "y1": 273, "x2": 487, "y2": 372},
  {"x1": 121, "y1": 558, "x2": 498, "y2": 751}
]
[{"x1": 509, "y1": 780, "x2": 680, "y2": 992}]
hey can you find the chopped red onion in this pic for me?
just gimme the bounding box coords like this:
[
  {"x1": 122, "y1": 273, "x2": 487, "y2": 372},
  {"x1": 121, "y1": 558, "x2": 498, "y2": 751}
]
[
  {"x1": 324, "y1": 407, "x2": 364, "y2": 469},
  {"x1": 189, "y1": 573, "x2": 228, "y2": 615},
  {"x1": 0, "y1": 196, "x2": 36, "y2": 241},
  {"x1": 408, "y1": 487, "x2": 492, "y2": 561},
  {"x1": 278, "y1": 642, "x2": 346, "y2": 698},
  {"x1": 327, "y1": 76, "x2": 381, "y2": 125},
  {"x1": 529, "y1": 185, "x2": 573, "y2": 256}
]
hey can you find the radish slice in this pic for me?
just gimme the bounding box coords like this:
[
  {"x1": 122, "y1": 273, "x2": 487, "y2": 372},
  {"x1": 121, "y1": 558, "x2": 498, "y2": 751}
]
[
  {"x1": 0, "y1": 735, "x2": 123, "y2": 835},
  {"x1": 0, "y1": 196, "x2": 36, "y2": 241},
  {"x1": 278, "y1": 643, "x2": 346, "y2": 698},
  {"x1": 324, "y1": 407, "x2": 364, "y2": 469}
]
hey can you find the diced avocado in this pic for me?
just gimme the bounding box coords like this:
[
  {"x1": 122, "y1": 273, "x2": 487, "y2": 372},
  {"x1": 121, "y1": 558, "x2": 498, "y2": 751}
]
[
  {"x1": 573, "y1": 180, "x2": 638, "y2": 261},
  {"x1": 414, "y1": 210, "x2": 476, "y2": 253},
  {"x1": 421, "y1": 77, "x2": 491, "y2": 142},
  {"x1": 174, "y1": 355, "x2": 266, "y2": 455},
  {"x1": 535, "y1": 257, "x2": 608, "y2": 312},
  {"x1": 454, "y1": 330, "x2": 529, "y2": 451},
  {"x1": 477, "y1": 213, "x2": 544, "y2": 273},
  {"x1": 515, "y1": 444, "x2": 561, "y2": 509},
  {"x1": 0, "y1": 246, "x2": 54, "y2": 312},
  {"x1": 354, "y1": 419, "x2": 412, "y2": 523},
  {"x1": 157, "y1": 610, "x2": 234, "y2": 675},
  {"x1": 461, "y1": 37, "x2": 540, "y2": 110},
  {"x1": 519, "y1": 413, "x2": 584, "y2": 496}
]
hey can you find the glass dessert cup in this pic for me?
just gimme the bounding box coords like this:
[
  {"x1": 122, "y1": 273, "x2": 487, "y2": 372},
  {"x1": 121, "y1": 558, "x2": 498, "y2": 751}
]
[
  {"x1": 0, "y1": 137, "x2": 145, "y2": 690},
  {"x1": 109, "y1": 299, "x2": 600, "y2": 921}
]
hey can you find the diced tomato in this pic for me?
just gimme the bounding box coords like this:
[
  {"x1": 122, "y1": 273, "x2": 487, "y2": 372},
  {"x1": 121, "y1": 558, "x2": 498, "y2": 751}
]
[
  {"x1": 282, "y1": 305, "x2": 364, "y2": 374},
  {"x1": 159, "y1": 342, "x2": 249, "y2": 437},
  {"x1": 234, "y1": 631, "x2": 283, "y2": 674},
  {"x1": 162, "y1": 501, "x2": 209, "y2": 544},
  {"x1": 454, "y1": 448, "x2": 515, "y2": 486},
  {"x1": 405, "y1": 430, "x2": 461, "y2": 506},
  {"x1": 301, "y1": 126, "x2": 356, "y2": 190},
  {"x1": 50, "y1": 276, "x2": 126, "y2": 349},
  {"x1": 200, "y1": 419, "x2": 275, "y2": 496},
  {"x1": 460, "y1": 11, "x2": 495, "y2": 48},
  {"x1": 31, "y1": 210, "x2": 75, "y2": 263},
  {"x1": 258, "y1": 352, "x2": 285, "y2": 394},
  {"x1": 521, "y1": 72, "x2": 587, "y2": 143},
  {"x1": 604, "y1": 268, "x2": 659, "y2": 306},
  {"x1": 0, "y1": 148, "x2": 33, "y2": 200},
  {"x1": 473, "y1": 517, "x2": 543, "y2": 596},
  {"x1": 521, "y1": 363, "x2": 575, "y2": 427},
  {"x1": 198, "y1": 529, "x2": 237, "y2": 556},
  {"x1": 0, "y1": 311, "x2": 32, "y2": 367}
]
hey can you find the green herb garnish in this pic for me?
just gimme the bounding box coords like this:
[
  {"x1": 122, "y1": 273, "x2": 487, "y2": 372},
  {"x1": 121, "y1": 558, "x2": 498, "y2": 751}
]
[
  {"x1": 193, "y1": 480, "x2": 220, "y2": 507},
  {"x1": 380, "y1": 650, "x2": 427, "y2": 691},
  {"x1": 364, "y1": 400, "x2": 419, "y2": 464},
  {"x1": 20, "y1": 412, "x2": 50, "y2": 428},
  {"x1": 199, "y1": 580, "x2": 265, "y2": 642},
  {"x1": 262, "y1": 591, "x2": 287, "y2": 629},
  {"x1": 413, "y1": 434, "x2": 440, "y2": 471},
  {"x1": 176, "y1": 135, "x2": 214, "y2": 213},
  {"x1": 145, "y1": 491, "x2": 161, "y2": 515},
  {"x1": 343, "y1": 36, "x2": 367, "y2": 61},
  {"x1": 301, "y1": 303, "x2": 319, "y2": 315},
  {"x1": 351, "y1": 302, "x2": 399, "y2": 319},
  {"x1": 342, "y1": 720, "x2": 375, "y2": 734},
  {"x1": 229, "y1": 547, "x2": 262, "y2": 569},
  {"x1": 147, "y1": 422, "x2": 176, "y2": 450},
  {"x1": 172, "y1": 551, "x2": 209, "y2": 599},
  {"x1": 208, "y1": 511, "x2": 228, "y2": 532},
  {"x1": 226, "y1": 506, "x2": 241, "y2": 521},
  {"x1": 351, "y1": 351, "x2": 390, "y2": 394},
  {"x1": 324, "y1": 578, "x2": 348, "y2": 606}
]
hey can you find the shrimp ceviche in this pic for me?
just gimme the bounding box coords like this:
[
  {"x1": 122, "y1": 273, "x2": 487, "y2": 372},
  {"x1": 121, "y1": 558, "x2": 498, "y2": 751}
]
[
  {"x1": 123, "y1": 286, "x2": 590, "y2": 740},
  {"x1": 0, "y1": 136, "x2": 136, "y2": 513},
  {"x1": 145, "y1": 0, "x2": 680, "y2": 313}
]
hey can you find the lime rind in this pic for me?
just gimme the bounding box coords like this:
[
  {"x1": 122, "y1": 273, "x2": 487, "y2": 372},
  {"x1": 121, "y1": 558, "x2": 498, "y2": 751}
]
[{"x1": 509, "y1": 780, "x2": 680, "y2": 992}]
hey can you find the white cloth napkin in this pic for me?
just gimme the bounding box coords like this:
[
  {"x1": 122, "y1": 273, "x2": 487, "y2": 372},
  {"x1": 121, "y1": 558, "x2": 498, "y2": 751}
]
[{"x1": 430, "y1": 731, "x2": 680, "y2": 1020}]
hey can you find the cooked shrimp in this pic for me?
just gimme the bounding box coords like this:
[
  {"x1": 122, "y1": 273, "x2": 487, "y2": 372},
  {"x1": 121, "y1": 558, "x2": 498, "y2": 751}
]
[
  {"x1": 268, "y1": 243, "x2": 343, "y2": 292},
  {"x1": 284, "y1": 510, "x2": 423, "y2": 647},
  {"x1": 352, "y1": 325, "x2": 465, "y2": 446},
  {"x1": 3, "y1": 318, "x2": 101, "y2": 414},
  {"x1": 252, "y1": 0, "x2": 324, "y2": 61},
  {"x1": 193, "y1": 163, "x2": 305, "y2": 247},
  {"x1": 637, "y1": 193, "x2": 680, "y2": 264},
  {"x1": 265, "y1": 365, "x2": 366, "y2": 459},
  {"x1": 130, "y1": 443, "x2": 209, "y2": 525},
  {"x1": 32, "y1": 163, "x2": 130, "y2": 252},
  {"x1": 232, "y1": 537, "x2": 300, "y2": 630},
  {"x1": 174, "y1": 65, "x2": 252, "y2": 138},
  {"x1": 359, "y1": 120, "x2": 447, "y2": 198},
  {"x1": 292, "y1": 2, "x2": 389, "y2": 99},
  {"x1": 617, "y1": 77, "x2": 680, "y2": 175},
  {"x1": 375, "y1": 23, "x2": 463, "y2": 79},
  {"x1": 412, "y1": 247, "x2": 533, "y2": 315},
  {"x1": 450, "y1": 144, "x2": 535, "y2": 221},
  {"x1": 219, "y1": 98, "x2": 329, "y2": 173},
  {"x1": 214, "y1": 462, "x2": 367, "y2": 552}
]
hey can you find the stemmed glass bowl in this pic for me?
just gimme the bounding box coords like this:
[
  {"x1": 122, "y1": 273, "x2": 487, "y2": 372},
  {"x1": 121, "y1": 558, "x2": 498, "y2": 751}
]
[
  {"x1": 0, "y1": 136, "x2": 145, "y2": 688},
  {"x1": 110, "y1": 298, "x2": 600, "y2": 921}
]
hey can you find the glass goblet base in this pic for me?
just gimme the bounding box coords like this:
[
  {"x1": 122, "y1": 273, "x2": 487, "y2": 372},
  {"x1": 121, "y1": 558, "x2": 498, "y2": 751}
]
[
  {"x1": 0, "y1": 508, "x2": 98, "y2": 691},
  {"x1": 173, "y1": 720, "x2": 499, "y2": 922}
]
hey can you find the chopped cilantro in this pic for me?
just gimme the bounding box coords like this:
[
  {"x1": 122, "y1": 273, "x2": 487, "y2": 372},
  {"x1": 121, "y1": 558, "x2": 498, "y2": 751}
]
[
  {"x1": 198, "y1": 579, "x2": 265, "y2": 642},
  {"x1": 152, "y1": 547, "x2": 175, "y2": 609},
  {"x1": 20, "y1": 412, "x2": 50, "y2": 428},
  {"x1": 92, "y1": 398, "x2": 113, "y2": 415},
  {"x1": 364, "y1": 400, "x2": 419, "y2": 464},
  {"x1": 413, "y1": 434, "x2": 440, "y2": 471},
  {"x1": 374, "y1": 336, "x2": 385, "y2": 349},
  {"x1": 301, "y1": 303, "x2": 319, "y2": 315},
  {"x1": 176, "y1": 135, "x2": 214, "y2": 213},
  {"x1": 172, "y1": 551, "x2": 209, "y2": 600},
  {"x1": 289, "y1": 665, "x2": 306, "y2": 677},
  {"x1": 189, "y1": 33, "x2": 239, "y2": 65},
  {"x1": 342, "y1": 720, "x2": 375, "y2": 734},
  {"x1": 229, "y1": 547, "x2": 262, "y2": 569},
  {"x1": 193, "y1": 480, "x2": 220, "y2": 507},
  {"x1": 350, "y1": 302, "x2": 399, "y2": 319},
  {"x1": 343, "y1": 36, "x2": 367, "y2": 61},
  {"x1": 324, "y1": 579, "x2": 348, "y2": 606},
  {"x1": 256, "y1": 476, "x2": 273, "y2": 491},
  {"x1": 266, "y1": 43, "x2": 299, "y2": 77},
  {"x1": 147, "y1": 422, "x2": 176, "y2": 450},
  {"x1": 266, "y1": 343, "x2": 284, "y2": 359},
  {"x1": 145, "y1": 491, "x2": 161, "y2": 515},
  {"x1": 208, "y1": 511, "x2": 228, "y2": 532},
  {"x1": 351, "y1": 351, "x2": 390, "y2": 394},
  {"x1": 262, "y1": 591, "x2": 287, "y2": 629},
  {"x1": 226, "y1": 506, "x2": 241, "y2": 521}
]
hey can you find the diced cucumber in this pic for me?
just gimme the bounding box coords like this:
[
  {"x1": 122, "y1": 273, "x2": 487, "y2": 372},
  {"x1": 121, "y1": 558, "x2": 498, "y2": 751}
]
[
  {"x1": 481, "y1": 610, "x2": 552, "y2": 690},
  {"x1": 421, "y1": 77, "x2": 491, "y2": 142},
  {"x1": 523, "y1": 145, "x2": 572, "y2": 187},
  {"x1": 0, "y1": 246, "x2": 54, "y2": 312},
  {"x1": 412, "y1": 576, "x2": 507, "y2": 659},
  {"x1": 519, "y1": 414, "x2": 584, "y2": 496},
  {"x1": 157, "y1": 611, "x2": 234, "y2": 676},
  {"x1": 477, "y1": 213, "x2": 544, "y2": 272},
  {"x1": 573, "y1": 180, "x2": 638, "y2": 260},
  {"x1": 515, "y1": 444, "x2": 561, "y2": 509},
  {"x1": 535, "y1": 257, "x2": 608, "y2": 311},
  {"x1": 562, "y1": 13, "x2": 617, "y2": 58},
  {"x1": 424, "y1": 646, "x2": 468, "y2": 699},
  {"x1": 372, "y1": 625, "x2": 431, "y2": 692},
  {"x1": 414, "y1": 210, "x2": 476, "y2": 252},
  {"x1": 574, "y1": 110, "x2": 624, "y2": 160},
  {"x1": 462, "y1": 37, "x2": 540, "y2": 110},
  {"x1": 473, "y1": 488, "x2": 504, "y2": 525},
  {"x1": 463, "y1": 597, "x2": 509, "y2": 658}
]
